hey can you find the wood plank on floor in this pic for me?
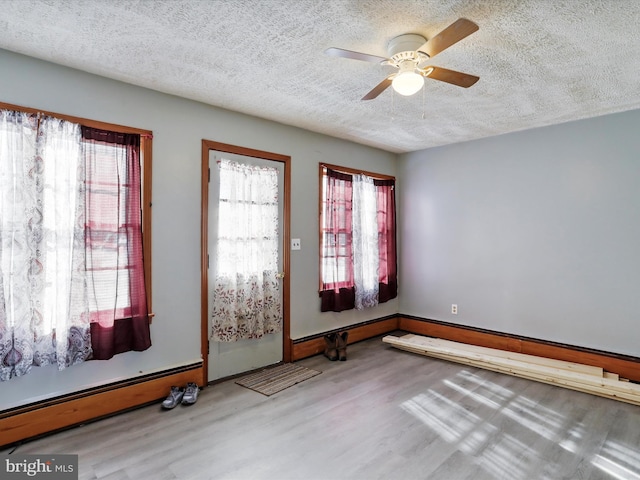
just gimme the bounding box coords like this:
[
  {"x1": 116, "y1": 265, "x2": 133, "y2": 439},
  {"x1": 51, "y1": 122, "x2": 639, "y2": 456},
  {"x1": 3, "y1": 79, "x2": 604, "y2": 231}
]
[{"x1": 384, "y1": 334, "x2": 640, "y2": 407}]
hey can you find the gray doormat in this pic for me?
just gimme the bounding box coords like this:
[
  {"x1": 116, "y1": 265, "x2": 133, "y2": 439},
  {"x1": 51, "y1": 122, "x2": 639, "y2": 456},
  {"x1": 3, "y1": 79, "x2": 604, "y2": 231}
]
[{"x1": 235, "y1": 363, "x2": 321, "y2": 396}]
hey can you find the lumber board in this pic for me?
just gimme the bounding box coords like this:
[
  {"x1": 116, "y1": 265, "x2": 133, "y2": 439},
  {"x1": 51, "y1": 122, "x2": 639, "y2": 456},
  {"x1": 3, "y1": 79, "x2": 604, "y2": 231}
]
[
  {"x1": 386, "y1": 335, "x2": 640, "y2": 393},
  {"x1": 400, "y1": 334, "x2": 604, "y2": 377},
  {"x1": 383, "y1": 334, "x2": 640, "y2": 407},
  {"x1": 388, "y1": 340, "x2": 640, "y2": 406},
  {"x1": 398, "y1": 316, "x2": 640, "y2": 382},
  {"x1": 389, "y1": 338, "x2": 640, "y2": 395}
]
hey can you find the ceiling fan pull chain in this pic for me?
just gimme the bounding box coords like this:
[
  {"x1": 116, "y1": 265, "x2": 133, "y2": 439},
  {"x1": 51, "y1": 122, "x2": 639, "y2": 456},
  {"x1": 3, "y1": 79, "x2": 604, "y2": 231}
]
[{"x1": 422, "y1": 87, "x2": 426, "y2": 120}]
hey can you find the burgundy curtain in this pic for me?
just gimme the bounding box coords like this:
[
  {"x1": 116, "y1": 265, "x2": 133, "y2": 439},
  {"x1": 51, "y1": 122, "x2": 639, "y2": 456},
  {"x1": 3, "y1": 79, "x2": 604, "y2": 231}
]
[
  {"x1": 375, "y1": 179, "x2": 397, "y2": 303},
  {"x1": 320, "y1": 169, "x2": 355, "y2": 312},
  {"x1": 320, "y1": 169, "x2": 397, "y2": 312},
  {"x1": 82, "y1": 126, "x2": 151, "y2": 359}
]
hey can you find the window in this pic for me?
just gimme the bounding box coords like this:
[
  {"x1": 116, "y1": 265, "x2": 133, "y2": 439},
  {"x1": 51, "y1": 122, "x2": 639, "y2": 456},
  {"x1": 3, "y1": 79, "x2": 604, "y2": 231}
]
[
  {"x1": 82, "y1": 126, "x2": 151, "y2": 359},
  {"x1": 319, "y1": 164, "x2": 397, "y2": 312},
  {"x1": 0, "y1": 104, "x2": 152, "y2": 381}
]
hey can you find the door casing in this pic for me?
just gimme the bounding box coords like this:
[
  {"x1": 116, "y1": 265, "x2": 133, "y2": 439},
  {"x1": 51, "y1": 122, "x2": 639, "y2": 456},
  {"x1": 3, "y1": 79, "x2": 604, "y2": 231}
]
[{"x1": 200, "y1": 140, "x2": 291, "y2": 385}]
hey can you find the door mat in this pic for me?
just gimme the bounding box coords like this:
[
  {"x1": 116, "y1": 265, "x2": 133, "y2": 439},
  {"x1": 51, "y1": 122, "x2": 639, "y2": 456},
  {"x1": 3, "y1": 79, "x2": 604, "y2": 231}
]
[{"x1": 235, "y1": 363, "x2": 321, "y2": 396}]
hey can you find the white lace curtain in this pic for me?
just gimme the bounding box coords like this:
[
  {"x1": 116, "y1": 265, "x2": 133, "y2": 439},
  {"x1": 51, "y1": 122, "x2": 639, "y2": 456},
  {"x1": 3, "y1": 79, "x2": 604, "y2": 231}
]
[
  {"x1": 352, "y1": 174, "x2": 380, "y2": 309},
  {"x1": 0, "y1": 111, "x2": 91, "y2": 381},
  {"x1": 210, "y1": 159, "x2": 282, "y2": 342}
]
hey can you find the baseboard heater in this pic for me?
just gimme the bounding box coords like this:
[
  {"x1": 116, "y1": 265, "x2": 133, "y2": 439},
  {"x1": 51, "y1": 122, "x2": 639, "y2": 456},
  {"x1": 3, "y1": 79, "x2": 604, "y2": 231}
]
[
  {"x1": 384, "y1": 334, "x2": 640, "y2": 407},
  {"x1": 0, "y1": 361, "x2": 203, "y2": 448}
]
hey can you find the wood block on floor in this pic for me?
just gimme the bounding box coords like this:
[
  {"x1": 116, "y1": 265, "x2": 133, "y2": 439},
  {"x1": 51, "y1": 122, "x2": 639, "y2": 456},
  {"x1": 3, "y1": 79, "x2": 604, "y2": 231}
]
[{"x1": 383, "y1": 334, "x2": 640, "y2": 407}]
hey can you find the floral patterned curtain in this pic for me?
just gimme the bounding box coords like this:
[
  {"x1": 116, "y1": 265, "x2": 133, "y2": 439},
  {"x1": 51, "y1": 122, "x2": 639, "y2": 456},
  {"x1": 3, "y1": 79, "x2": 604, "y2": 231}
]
[
  {"x1": 210, "y1": 159, "x2": 282, "y2": 342},
  {"x1": 0, "y1": 111, "x2": 91, "y2": 381}
]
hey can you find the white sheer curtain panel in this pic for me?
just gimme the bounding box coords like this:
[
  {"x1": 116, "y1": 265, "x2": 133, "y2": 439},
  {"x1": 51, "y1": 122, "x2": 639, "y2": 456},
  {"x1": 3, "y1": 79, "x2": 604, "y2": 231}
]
[
  {"x1": 352, "y1": 174, "x2": 379, "y2": 309},
  {"x1": 0, "y1": 111, "x2": 91, "y2": 381},
  {"x1": 210, "y1": 159, "x2": 282, "y2": 342}
]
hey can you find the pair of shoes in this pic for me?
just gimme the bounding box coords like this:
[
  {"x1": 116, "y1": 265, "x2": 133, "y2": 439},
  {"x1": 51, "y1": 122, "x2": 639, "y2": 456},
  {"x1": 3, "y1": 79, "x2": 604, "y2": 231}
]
[
  {"x1": 323, "y1": 331, "x2": 349, "y2": 361},
  {"x1": 161, "y1": 383, "x2": 200, "y2": 409}
]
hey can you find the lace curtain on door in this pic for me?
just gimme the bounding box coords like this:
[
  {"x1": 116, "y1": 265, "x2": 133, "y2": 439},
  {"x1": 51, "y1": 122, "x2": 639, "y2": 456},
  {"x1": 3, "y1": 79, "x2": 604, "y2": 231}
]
[{"x1": 210, "y1": 159, "x2": 282, "y2": 342}]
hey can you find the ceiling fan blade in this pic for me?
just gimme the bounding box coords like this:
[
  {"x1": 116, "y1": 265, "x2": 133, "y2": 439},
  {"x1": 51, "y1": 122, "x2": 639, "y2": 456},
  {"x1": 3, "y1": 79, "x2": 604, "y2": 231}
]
[
  {"x1": 362, "y1": 77, "x2": 393, "y2": 100},
  {"x1": 424, "y1": 66, "x2": 479, "y2": 88},
  {"x1": 325, "y1": 47, "x2": 388, "y2": 64},
  {"x1": 417, "y1": 18, "x2": 479, "y2": 58}
]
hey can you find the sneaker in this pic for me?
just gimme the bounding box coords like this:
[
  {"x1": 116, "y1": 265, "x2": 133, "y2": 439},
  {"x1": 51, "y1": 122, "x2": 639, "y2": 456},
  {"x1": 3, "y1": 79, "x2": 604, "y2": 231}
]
[
  {"x1": 161, "y1": 386, "x2": 184, "y2": 409},
  {"x1": 181, "y1": 382, "x2": 199, "y2": 405}
]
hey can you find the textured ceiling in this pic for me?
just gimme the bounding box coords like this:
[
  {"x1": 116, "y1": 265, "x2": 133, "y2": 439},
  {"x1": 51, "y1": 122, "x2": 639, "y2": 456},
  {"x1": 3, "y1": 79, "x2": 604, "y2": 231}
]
[{"x1": 1, "y1": 0, "x2": 640, "y2": 153}]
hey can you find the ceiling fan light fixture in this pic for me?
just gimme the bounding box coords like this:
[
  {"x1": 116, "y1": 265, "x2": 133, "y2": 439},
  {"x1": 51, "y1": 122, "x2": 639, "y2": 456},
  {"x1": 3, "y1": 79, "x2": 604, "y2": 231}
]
[
  {"x1": 392, "y1": 70, "x2": 424, "y2": 96},
  {"x1": 326, "y1": 19, "x2": 479, "y2": 100}
]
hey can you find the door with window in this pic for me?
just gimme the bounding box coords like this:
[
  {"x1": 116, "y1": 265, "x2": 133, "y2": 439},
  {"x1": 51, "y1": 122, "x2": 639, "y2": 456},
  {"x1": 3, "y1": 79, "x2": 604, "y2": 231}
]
[{"x1": 203, "y1": 142, "x2": 290, "y2": 382}]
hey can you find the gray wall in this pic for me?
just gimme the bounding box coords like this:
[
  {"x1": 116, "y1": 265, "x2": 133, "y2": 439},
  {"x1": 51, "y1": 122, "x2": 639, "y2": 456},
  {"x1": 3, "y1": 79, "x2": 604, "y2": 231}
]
[
  {"x1": 398, "y1": 110, "x2": 640, "y2": 357},
  {"x1": 0, "y1": 49, "x2": 397, "y2": 410}
]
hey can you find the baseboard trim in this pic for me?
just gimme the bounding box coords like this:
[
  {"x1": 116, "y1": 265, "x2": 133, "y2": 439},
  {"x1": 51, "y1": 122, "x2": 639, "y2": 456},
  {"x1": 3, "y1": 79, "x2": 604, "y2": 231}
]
[
  {"x1": 0, "y1": 362, "x2": 203, "y2": 448},
  {"x1": 5, "y1": 314, "x2": 637, "y2": 447},
  {"x1": 291, "y1": 315, "x2": 399, "y2": 361},
  {"x1": 398, "y1": 316, "x2": 640, "y2": 382}
]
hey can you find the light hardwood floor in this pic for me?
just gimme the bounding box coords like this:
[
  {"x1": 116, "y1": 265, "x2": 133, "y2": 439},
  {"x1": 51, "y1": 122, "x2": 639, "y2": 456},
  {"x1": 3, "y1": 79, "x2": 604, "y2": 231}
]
[{"x1": 3, "y1": 332, "x2": 640, "y2": 480}]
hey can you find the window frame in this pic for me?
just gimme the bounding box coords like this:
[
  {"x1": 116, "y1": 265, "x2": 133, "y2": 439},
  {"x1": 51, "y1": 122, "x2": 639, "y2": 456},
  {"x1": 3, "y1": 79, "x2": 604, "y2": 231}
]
[
  {"x1": 318, "y1": 162, "x2": 396, "y2": 294},
  {"x1": 0, "y1": 101, "x2": 154, "y2": 321}
]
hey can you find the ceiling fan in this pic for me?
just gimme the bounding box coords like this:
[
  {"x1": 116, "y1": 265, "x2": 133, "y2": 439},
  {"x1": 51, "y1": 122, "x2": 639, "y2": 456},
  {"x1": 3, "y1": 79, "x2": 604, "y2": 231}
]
[{"x1": 325, "y1": 18, "x2": 479, "y2": 100}]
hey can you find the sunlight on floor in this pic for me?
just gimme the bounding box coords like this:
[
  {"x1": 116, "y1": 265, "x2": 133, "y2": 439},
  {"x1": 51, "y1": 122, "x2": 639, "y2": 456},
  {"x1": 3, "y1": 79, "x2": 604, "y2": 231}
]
[
  {"x1": 458, "y1": 422, "x2": 498, "y2": 455},
  {"x1": 400, "y1": 368, "x2": 640, "y2": 479},
  {"x1": 401, "y1": 389, "x2": 480, "y2": 443},
  {"x1": 502, "y1": 395, "x2": 565, "y2": 441},
  {"x1": 476, "y1": 433, "x2": 536, "y2": 480},
  {"x1": 593, "y1": 455, "x2": 640, "y2": 480},
  {"x1": 558, "y1": 422, "x2": 584, "y2": 453},
  {"x1": 593, "y1": 440, "x2": 640, "y2": 480},
  {"x1": 456, "y1": 369, "x2": 515, "y2": 401},
  {"x1": 443, "y1": 378, "x2": 502, "y2": 409}
]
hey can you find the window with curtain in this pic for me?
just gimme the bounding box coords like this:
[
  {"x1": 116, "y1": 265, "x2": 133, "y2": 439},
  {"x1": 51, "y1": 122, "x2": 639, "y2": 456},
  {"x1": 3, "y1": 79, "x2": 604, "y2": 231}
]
[
  {"x1": 0, "y1": 106, "x2": 152, "y2": 381},
  {"x1": 82, "y1": 126, "x2": 151, "y2": 360},
  {"x1": 319, "y1": 164, "x2": 397, "y2": 312}
]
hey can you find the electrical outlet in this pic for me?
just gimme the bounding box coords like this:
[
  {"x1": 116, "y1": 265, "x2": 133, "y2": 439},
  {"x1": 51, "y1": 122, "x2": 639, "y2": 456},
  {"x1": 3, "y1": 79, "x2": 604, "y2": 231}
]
[
  {"x1": 291, "y1": 238, "x2": 301, "y2": 250},
  {"x1": 451, "y1": 304, "x2": 458, "y2": 315}
]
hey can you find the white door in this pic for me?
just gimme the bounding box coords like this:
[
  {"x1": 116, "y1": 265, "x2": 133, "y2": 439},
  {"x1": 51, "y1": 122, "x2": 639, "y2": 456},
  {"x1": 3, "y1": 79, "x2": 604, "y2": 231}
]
[{"x1": 207, "y1": 151, "x2": 284, "y2": 381}]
